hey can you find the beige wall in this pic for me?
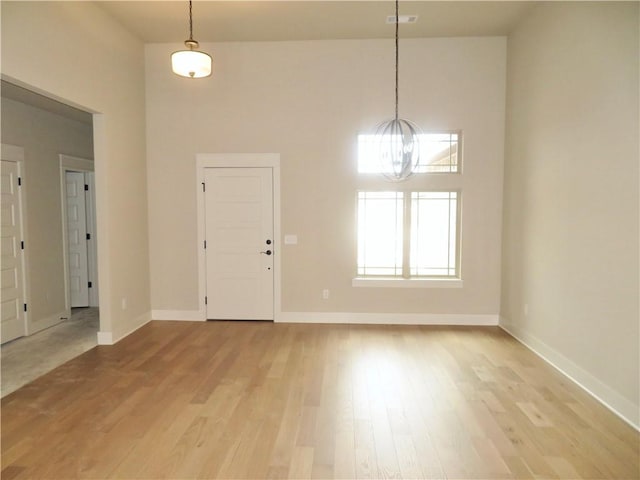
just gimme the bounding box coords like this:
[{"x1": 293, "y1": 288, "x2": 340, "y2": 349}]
[
  {"x1": 501, "y1": 2, "x2": 639, "y2": 426},
  {"x1": 146, "y1": 37, "x2": 506, "y2": 318},
  {"x1": 1, "y1": 2, "x2": 150, "y2": 342},
  {"x1": 1, "y1": 97, "x2": 93, "y2": 332}
]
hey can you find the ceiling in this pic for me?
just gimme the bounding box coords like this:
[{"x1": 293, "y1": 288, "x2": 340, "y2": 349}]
[
  {"x1": 2, "y1": 1, "x2": 535, "y2": 122},
  {"x1": 98, "y1": 1, "x2": 536, "y2": 43}
]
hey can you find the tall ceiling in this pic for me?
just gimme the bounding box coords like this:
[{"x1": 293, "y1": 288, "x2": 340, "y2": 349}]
[
  {"x1": 98, "y1": 1, "x2": 535, "y2": 43},
  {"x1": 2, "y1": 1, "x2": 535, "y2": 121}
]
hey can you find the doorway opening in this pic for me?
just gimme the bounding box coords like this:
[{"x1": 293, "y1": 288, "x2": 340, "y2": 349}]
[
  {"x1": 60, "y1": 156, "x2": 99, "y2": 312},
  {"x1": 1, "y1": 80, "x2": 102, "y2": 344}
]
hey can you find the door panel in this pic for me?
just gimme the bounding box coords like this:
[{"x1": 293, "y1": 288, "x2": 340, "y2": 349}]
[
  {"x1": 0, "y1": 160, "x2": 25, "y2": 343},
  {"x1": 205, "y1": 168, "x2": 274, "y2": 320},
  {"x1": 66, "y1": 172, "x2": 89, "y2": 307}
]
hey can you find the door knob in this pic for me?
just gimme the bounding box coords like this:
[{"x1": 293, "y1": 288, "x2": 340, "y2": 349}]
[{"x1": 260, "y1": 250, "x2": 272, "y2": 256}]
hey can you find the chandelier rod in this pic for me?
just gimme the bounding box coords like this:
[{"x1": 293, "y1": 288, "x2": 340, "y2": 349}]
[{"x1": 395, "y1": 0, "x2": 399, "y2": 122}]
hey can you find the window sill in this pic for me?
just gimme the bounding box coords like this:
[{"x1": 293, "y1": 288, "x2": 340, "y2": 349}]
[{"x1": 352, "y1": 277, "x2": 463, "y2": 289}]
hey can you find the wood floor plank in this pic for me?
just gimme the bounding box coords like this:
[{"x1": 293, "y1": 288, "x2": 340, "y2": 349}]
[
  {"x1": 516, "y1": 401, "x2": 554, "y2": 428},
  {"x1": 354, "y1": 420, "x2": 378, "y2": 479},
  {"x1": 288, "y1": 446, "x2": 315, "y2": 479},
  {"x1": 1, "y1": 322, "x2": 638, "y2": 479}
]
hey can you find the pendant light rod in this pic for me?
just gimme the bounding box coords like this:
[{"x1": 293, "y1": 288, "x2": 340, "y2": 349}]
[
  {"x1": 395, "y1": 0, "x2": 399, "y2": 121},
  {"x1": 188, "y1": 0, "x2": 194, "y2": 42},
  {"x1": 184, "y1": 0, "x2": 198, "y2": 49}
]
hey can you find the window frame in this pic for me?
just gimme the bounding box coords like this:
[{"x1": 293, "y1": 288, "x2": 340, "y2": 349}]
[
  {"x1": 356, "y1": 191, "x2": 405, "y2": 277},
  {"x1": 409, "y1": 191, "x2": 461, "y2": 278},
  {"x1": 354, "y1": 188, "x2": 462, "y2": 287}
]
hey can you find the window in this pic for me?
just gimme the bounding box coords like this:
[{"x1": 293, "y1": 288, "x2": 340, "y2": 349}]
[
  {"x1": 357, "y1": 192, "x2": 404, "y2": 276},
  {"x1": 355, "y1": 130, "x2": 462, "y2": 286},
  {"x1": 358, "y1": 132, "x2": 460, "y2": 174},
  {"x1": 357, "y1": 191, "x2": 459, "y2": 279},
  {"x1": 410, "y1": 192, "x2": 458, "y2": 276}
]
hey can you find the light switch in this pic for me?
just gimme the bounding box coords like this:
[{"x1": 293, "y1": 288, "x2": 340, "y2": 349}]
[{"x1": 284, "y1": 234, "x2": 298, "y2": 245}]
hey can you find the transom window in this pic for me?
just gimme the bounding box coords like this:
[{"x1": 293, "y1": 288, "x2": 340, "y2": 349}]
[
  {"x1": 357, "y1": 191, "x2": 459, "y2": 278},
  {"x1": 358, "y1": 132, "x2": 460, "y2": 174}
]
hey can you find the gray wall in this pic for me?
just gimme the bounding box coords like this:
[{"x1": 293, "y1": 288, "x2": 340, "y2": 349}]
[
  {"x1": 3, "y1": 2, "x2": 150, "y2": 342},
  {"x1": 501, "y1": 2, "x2": 639, "y2": 426},
  {"x1": 145, "y1": 37, "x2": 506, "y2": 319},
  {"x1": 1, "y1": 97, "x2": 93, "y2": 332}
]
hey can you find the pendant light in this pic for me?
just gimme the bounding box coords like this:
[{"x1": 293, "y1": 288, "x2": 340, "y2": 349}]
[
  {"x1": 171, "y1": 0, "x2": 212, "y2": 78},
  {"x1": 374, "y1": 0, "x2": 422, "y2": 182}
]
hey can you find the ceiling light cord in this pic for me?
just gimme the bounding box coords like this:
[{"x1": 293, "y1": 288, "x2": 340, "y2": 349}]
[
  {"x1": 188, "y1": 0, "x2": 194, "y2": 42},
  {"x1": 395, "y1": 0, "x2": 399, "y2": 122}
]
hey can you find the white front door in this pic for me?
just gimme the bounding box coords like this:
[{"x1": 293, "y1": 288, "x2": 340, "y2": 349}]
[
  {"x1": 204, "y1": 168, "x2": 274, "y2": 320},
  {"x1": 66, "y1": 171, "x2": 89, "y2": 307},
  {"x1": 1, "y1": 160, "x2": 26, "y2": 343}
]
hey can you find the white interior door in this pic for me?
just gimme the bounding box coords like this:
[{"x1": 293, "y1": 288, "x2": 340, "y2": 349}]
[
  {"x1": 1, "y1": 160, "x2": 26, "y2": 343},
  {"x1": 205, "y1": 167, "x2": 274, "y2": 320},
  {"x1": 85, "y1": 172, "x2": 99, "y2": 307},
  {"x1": 66, "y1": 171, "x2": 89, "y2": 307}
]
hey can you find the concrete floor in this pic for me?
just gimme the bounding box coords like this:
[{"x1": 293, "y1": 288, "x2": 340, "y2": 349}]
[{"x1": 1, "y1": 307, "x2": 99, "y2": 397}]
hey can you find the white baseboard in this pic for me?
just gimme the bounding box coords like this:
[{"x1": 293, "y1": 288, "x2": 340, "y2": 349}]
[
  {"x1": 97, "y1": 311, "x2": 151, "y2": 345},
  {"x1": 278, "y1": 312, "x2": 499, "y2": 326},
  {"x1": 150, "y1": 310, "x2": 497, "y2": 326},
  {"x1": 151, "y1": 309, "x2": 205, "y2": 321},
  {"x1": 499, "y1": 318, "x2": 639, "y2": 431},
  {"x1": 96, "y1": 331, "x2": 113, "y2": 345}
]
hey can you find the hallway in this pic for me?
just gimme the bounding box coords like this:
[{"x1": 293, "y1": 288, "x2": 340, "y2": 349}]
[{"x1": 1, "y1": 307, "x2": 99, "y2": 396}]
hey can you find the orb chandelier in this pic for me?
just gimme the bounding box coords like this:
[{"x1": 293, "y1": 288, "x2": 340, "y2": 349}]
[
  {"x1": 171, "y1": 0, "x2": 212, "y2": 78},
  {"x1": 374, "y1": 0, "x2": 422, "y2": 182}
]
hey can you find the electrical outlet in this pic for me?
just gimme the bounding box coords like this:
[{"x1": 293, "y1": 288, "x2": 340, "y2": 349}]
[
  {"x1": 524, "y1": 303, "x2": 529, "y2": 316},
  {"x1": 322, "y1": 289, "x2": 329, "y2": 300},
  {"x1": 121, "y1": 297, "x2": 128, "y2": 310}
]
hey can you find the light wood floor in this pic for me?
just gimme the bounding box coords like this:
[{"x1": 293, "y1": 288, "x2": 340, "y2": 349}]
[{"x1": 1, "y1": 321, "x2": 638, "y2": 479}]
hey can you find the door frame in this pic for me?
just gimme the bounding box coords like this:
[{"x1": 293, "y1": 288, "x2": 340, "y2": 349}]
[
  {"x1": 59, "y1": 154, "x2": 98, "y2": 314},
  {"x1": 1, "y1": 144, "x2": 29, "y2": 336},
  {"x1": 196, "y1": 153, "x2": 281, "y2": 322}
]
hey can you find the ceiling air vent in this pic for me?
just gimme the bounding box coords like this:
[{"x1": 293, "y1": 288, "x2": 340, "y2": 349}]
[{"x1": 386, "y1": 15, "x2": 418, "y2": 24}]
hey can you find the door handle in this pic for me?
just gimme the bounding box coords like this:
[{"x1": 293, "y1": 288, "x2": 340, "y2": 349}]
[{"x1": 260, "y1": 250, "x2": 272, "y2": 256}]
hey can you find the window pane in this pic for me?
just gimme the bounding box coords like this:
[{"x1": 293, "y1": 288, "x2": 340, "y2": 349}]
[
  {"x1": 418, "y1": 133, "x2": 459, "y2": 173},
  {"x1": 410, "y1": 192, "x2": 458, "y2": 277},
  {"x1": 358, "y1": 132, "x2": 459, "y2": 174},
  {"x1": 357, "y1": 192, "x2": 403, "y2": 276},
  {"x1": 357, "y1": 135, "x2": 380, "y2": 174}
]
